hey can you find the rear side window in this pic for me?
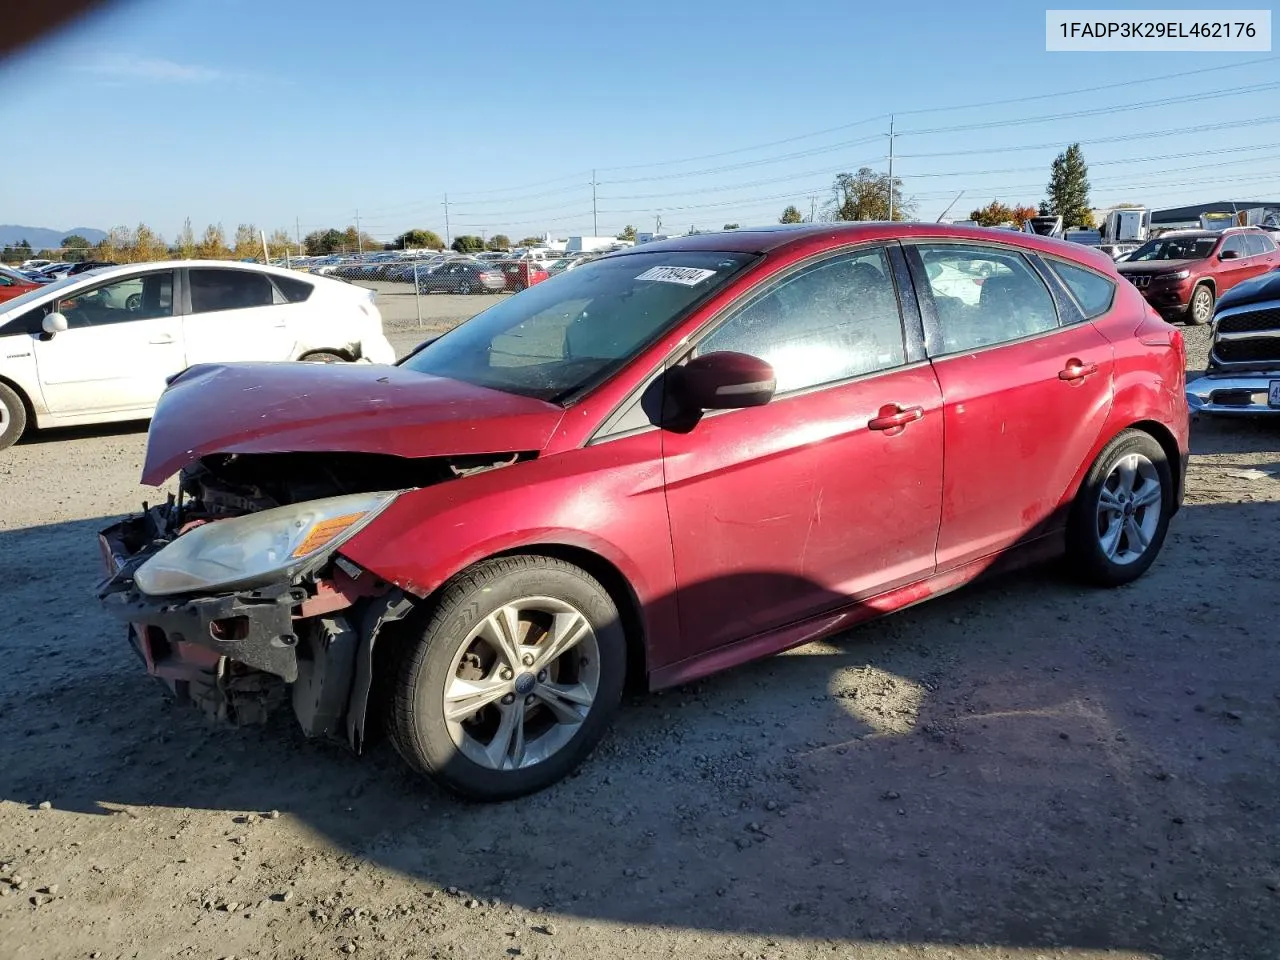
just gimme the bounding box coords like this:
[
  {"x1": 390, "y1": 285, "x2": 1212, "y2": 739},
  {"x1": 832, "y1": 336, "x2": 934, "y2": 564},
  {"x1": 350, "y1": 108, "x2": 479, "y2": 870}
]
[
  {"x1": 1244, "y1": 234, "x2": 1271, "y2": 256},
  {"x1": 1259, "y1": 233, "x2": 1277, "y2": 253},
  {"x1": 188, "y1": 268, "x2": 274, "y2": 314},
  {"x1": 272, "y1": 273, "x2": 314, "y2": 303},
  {"x1": 914, "y1": 244, "x2": 1059, "y2": 354},
  {"x1": 1047, "y1": 260, "x2": 1115, "y2": 319}
]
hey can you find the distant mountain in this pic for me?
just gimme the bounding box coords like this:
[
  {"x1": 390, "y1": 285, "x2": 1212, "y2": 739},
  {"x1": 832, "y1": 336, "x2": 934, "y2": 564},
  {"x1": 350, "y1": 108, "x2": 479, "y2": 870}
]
[{"x1": 0, "y1": 225, "x2": 108, "y2": 249}]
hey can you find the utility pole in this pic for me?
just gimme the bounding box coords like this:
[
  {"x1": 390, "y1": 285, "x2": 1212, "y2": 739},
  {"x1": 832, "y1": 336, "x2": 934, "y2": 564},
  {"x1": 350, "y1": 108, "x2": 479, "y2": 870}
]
[
  {"x1": 655, "y1": 212, "x2": 662, "y2": 235},
  {"x1": 591, "y1": 169, "x2": 598, "y2": 236},
  {"x1": 887, "y1": 114, "x2": 895, "y2": 222},
  {"x1": 443, "y1": 193, "x2": 451, "y2": 247},
  {"x1": 295, "y1": 216, "x2": 302, "y2": 256},
  {"x1": 355, "y1": 208, "x2": 362, "y2": 253},
  {"x1": 809, "y1": 195, "x2": 817, "y2": 223}
]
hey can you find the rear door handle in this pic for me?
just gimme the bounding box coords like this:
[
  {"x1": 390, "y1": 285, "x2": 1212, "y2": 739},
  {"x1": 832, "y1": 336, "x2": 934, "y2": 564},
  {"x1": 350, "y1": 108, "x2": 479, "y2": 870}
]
[
  {"x1": 1058, "y1": 359, "x2": 1099, "y2": 382},
  {"x1": 867, "y1": 404, "x2": 924, "y2": 431},
  {"x1": 149, "y1": 334, "x2": 175, "y2": 345}
]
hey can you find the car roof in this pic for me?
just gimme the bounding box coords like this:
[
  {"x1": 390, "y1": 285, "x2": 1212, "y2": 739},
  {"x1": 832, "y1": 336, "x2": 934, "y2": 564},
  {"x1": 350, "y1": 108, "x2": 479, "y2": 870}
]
[
  {"x1": 75, "y1": 259, "x2": 326, "y2": 282},
  {"x1": 606, "y1": 222, "x2": 1117, "y2": 268}
]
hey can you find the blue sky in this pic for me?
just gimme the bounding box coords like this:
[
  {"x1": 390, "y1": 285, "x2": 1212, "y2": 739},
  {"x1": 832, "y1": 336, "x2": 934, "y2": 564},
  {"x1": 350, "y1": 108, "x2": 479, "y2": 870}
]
[{"x1": 1, "y1": 0, "x2": 1277, "y2": 244}]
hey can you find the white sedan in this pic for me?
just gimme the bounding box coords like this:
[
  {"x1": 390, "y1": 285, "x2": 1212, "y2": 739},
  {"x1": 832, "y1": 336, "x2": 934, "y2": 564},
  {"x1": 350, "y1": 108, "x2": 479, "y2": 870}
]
[{"x1": 0, "y1": 260, "x2": 395, "y2": 449}]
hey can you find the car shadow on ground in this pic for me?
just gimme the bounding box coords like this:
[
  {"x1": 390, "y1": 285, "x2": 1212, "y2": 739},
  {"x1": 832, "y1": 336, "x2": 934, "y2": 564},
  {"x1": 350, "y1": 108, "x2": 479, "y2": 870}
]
[
  {"x1": 1189, "y1": 411, "x2": 1280, "y2": 458},
  {"x1": 17, "y1": 418, "x2": 149, "y2": 445},
  {"x1": 1, "y1": 500, "x2": 1277, "y2": 958}
]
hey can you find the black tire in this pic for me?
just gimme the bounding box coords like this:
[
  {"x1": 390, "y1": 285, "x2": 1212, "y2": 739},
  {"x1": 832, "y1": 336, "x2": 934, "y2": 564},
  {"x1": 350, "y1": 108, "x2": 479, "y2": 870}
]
[
  {"x1": 388, "y1": 555, "x2": 626, "y2": 801},
  {"x1": 0, "y1": 381, "x2": 28, "y2": 450},
  {"x1": 1066, "y1": 429, "x2": 1173, "y2": 587},
  {"x1": 1187, "y1": 283, "x2": 1214, "y2": 325},
  {"x1": 299, "y1": 351, "x2": 347, "y2": 364},
  {"x1": 125, "y1": 292, "x2": 142, "y2": 312},
  {"x1": 458, "y1": 281, "x2": 472, "y2": 295}
]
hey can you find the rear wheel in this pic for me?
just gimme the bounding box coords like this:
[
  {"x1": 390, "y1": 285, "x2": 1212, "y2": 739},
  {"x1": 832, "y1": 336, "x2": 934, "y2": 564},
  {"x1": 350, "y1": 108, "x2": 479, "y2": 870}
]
[
  {"x1": 458, "y1": 281, "x2": 473, "y2": 295},
  {"x1": 1187, "y1": 283, "x2": 1214, "y2": 325},
  {"x1": 299, "y1": 351, "x2": 347, "y2": 364},
  {"x1": 388, "y1": 555, "x2": 627, "y2": 801},
  {"x1": 1066, "y1": 429, "x2": 1173, "y2": 586},
  {"x1": 0, "y1": 382, "x2": 29, "y2": 450}
]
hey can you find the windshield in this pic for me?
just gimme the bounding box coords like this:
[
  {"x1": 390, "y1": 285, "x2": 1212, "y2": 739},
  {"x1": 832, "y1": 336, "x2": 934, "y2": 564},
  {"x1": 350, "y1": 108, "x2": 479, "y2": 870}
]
[
  {"x1": 0, "y1": 272, "x2": 79, "y2": 319},
  {"x1": 402, "y1": 250, "x2": 755, "y2": 402},
  {"x1": 1129, "y1": 236, "x2": 1217, "y2": 261}
]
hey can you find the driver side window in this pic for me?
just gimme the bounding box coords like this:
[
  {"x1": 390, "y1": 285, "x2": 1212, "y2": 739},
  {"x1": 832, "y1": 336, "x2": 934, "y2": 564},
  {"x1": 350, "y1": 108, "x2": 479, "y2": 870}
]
[
  {"x1": 57, "y1": 272, "x2": 174, "y2": 328},
  {"x1": 697, "y1": 247, "x2": 906, "y2": 394}
]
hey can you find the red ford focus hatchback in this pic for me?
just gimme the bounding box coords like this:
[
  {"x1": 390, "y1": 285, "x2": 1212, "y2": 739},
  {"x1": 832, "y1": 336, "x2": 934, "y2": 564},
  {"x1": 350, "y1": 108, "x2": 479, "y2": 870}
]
[{"x1": 99, "y1": 223, "x2": 1189, "y2": 800}]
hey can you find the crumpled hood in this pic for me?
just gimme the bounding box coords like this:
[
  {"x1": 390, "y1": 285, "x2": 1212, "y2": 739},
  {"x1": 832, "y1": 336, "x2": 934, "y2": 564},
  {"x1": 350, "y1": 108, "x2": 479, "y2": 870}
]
[{"x1": 141, "y1": 362, "x2": 565, "y2": 485}]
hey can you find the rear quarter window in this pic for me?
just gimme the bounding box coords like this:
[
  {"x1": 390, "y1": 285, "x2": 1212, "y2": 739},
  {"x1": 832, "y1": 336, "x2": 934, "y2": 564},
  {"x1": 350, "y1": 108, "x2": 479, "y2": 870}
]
[
  {"x1": 1047, "y1": 260, "x2": 1115, "y2": 320},
  {"x1": 272, "y1": 273, "x2": 314, "y2": 303}
]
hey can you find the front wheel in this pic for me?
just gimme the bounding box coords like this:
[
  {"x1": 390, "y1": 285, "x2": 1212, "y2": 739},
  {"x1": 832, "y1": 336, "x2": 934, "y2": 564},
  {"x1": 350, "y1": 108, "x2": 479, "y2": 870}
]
[
  {"x1": 1066, "y1": 429, "x2": 1173, "y2": 587},
  {"x1": 0, "y1": 381, "x2": 29, "y2": 450},
  {"x1": 388, "y1": 556, "x2": 626, "y2": 801},
  {"x1": 1187, "y1": 283, "x2": 1214, "y2": 325}
]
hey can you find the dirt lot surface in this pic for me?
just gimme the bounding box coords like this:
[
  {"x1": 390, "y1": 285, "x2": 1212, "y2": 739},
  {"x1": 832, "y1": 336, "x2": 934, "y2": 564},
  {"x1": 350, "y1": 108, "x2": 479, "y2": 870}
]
[{"x1": 3, "y1": 317, "x2": 1279, "y2": 960}]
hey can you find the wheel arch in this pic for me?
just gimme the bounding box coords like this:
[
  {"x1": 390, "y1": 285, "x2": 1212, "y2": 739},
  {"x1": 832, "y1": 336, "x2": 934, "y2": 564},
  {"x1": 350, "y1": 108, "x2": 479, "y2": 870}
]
[
  {"x1": 1127, "y1": 418, "x2": 1185, "y2": 511},
  {"x1": 1194, "y1": 276, "x2": 1216, "y2": 295},
  {"x1": 0, "y1": 373, "x2": 39, "y2": 426},
  {"x1": 489, "y1": 542, "x2": 650, "y2": 692},
  {"x1": 297, "y1": 347, "x2": 356, "y2": 362}
]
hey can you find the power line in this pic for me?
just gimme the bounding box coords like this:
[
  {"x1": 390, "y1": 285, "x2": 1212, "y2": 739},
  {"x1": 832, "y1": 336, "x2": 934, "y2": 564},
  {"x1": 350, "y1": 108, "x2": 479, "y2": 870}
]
[
  {"x1": 898, "y1": 81, "x2": 1280, "y2": 137},
  {"x1": 893, "y1": 54, "x2": 1280, "y2": 117}
]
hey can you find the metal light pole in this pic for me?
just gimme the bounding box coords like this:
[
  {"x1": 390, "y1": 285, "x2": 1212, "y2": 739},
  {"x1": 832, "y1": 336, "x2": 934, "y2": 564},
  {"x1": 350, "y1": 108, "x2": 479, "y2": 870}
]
[
  {"x1": 592, "y1": 170, "x2": 598, "y2": 236},
  {"x1": 887, "y1": 115, "x2": 895, "y2": 222},
  {"x1": 443, "y1": 193, "x2": 451, "y2": 247},
  {"x1": 413, "y1": 259, "x2": 422, "y2": 328},
  {"x1": 355, "y1": 209, "x2": 362, "y2": 253}
]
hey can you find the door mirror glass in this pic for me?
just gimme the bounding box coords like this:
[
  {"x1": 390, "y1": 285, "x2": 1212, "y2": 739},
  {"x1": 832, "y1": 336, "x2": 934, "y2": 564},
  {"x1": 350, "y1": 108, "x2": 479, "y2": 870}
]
[
  {"x1": 677, "y1": 351, "x2": 776, "y2": 410},
  {"x1": 42, "y1": 312, "x2": 68, "y2": 335},
  {"x1": 1220, "y1": 248, "x2": 1240, "y2": 260}
]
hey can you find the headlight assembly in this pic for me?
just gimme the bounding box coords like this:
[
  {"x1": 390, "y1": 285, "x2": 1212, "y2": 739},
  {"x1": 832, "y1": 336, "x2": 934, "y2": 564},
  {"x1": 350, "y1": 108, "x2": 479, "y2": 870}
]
[{"x1": 134, "y1": 491, "x2": 398, "y2": 597}]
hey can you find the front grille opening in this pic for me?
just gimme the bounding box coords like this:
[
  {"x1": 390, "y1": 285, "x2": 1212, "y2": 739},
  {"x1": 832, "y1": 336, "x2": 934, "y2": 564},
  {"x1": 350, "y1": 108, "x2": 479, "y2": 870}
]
[
  {"x1": 1215, "y1": 339, "x2": 1280, "y2": 364},
  {"x1": 1217, "y1": 308, "x2": 1280, "y2": 335}
]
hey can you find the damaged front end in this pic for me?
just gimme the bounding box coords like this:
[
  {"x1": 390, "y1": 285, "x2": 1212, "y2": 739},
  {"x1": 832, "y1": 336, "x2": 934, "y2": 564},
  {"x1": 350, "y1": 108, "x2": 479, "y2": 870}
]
[{"x1": 96, "y1": 449, "x2": 526, "y2": 750}]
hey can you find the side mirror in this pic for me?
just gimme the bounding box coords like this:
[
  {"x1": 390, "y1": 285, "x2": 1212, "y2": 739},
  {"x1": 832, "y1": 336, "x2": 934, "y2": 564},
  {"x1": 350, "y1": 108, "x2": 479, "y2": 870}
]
[
  {"x1": 41, "y1": 312, "x2": 69, "y2": 336},
  {"x1": 1220, "y1": 249, "x2": 1240, "y2": 260},
  {"x1": 677, "y1": 351, "x2": 776, "y2": 410}
]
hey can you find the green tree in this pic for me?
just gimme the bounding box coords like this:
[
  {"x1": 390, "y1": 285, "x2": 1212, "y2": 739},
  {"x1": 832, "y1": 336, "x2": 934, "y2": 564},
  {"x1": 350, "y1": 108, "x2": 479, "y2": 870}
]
[
  {"x1": 779, "y1": 205, "x2": 803, "y2": 224},
  {"x1": 195, "y1": 223, "x2": 231, "y2": 259},
  {"x1": 516, "y1": 236, "x2": 542, "y2": 247},
  {"x1": 486, "y1": 234, "x2": 511, "y2": 251},
  {"x1": 723, "y1": 223, "x2": 740, "y2": 230},
  {"x1": 35, "y1": 249, "x2": 60, "y2": 261},
  {"x1": 968, "y1": 200, "x2": 1038, "y2": 228},
  {"x1": 304, "y1": 228, "x2": 347, "y2": 255},
  {"x1": 232, "y1": 223, "x2": 260, "y2": 260},
  {"x1": 61, "y1": 234, "x2": 91, "y2": 262},
  {"x1": 394, "y1": 229, "x2": 445, "y2": 250},
  {"x1": 1043, "y1": 143, "x2": 1093, "y2": 228},
  {"x1": 830, "y1": 168, "x2": 913, "y2": 222},
  {"x1": 175, "y1": 218, "x2": 197, "y2": 259},
  {"x1": 617, "y1": 224, "x2": 638, "y2": 242},
  {"x1": 451, "y1": 235, "x2": 485, "y2": 253}
]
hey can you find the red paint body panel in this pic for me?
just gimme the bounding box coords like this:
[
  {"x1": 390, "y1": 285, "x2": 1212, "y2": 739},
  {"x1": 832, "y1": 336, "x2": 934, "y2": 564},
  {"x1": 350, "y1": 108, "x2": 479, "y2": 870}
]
[
  {"x1": 931, "y1": 322, "x2": 1114, "y2": 570},
  {"x1": 141, "y1": 361, "x2": 565, "y2": 485},
  {"x1": 1117, "y1": 227, "x2": 1279, "y2": 319},
  {"x1": 0, "y1": 275, "x2": 41, "y2": 303},
  {"x1": 661, "y1": 364, "x2": 943, "y2": 657},
  {"x1": 143, "y1": 223, "x2": 1191, "y2": 689}
]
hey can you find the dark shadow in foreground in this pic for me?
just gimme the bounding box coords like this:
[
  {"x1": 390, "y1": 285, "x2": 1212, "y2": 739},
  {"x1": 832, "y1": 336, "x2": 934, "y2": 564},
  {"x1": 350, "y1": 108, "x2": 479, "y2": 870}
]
[{"x1": 1, "y1": 500, "x2": 1277, "y2": 958}]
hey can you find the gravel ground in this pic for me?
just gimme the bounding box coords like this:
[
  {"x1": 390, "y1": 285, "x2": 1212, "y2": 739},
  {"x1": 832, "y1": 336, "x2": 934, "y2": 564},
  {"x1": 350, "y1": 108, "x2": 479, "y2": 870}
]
[{"x1": 2, "y1": 320, "x2": 1280, "y2": 960}]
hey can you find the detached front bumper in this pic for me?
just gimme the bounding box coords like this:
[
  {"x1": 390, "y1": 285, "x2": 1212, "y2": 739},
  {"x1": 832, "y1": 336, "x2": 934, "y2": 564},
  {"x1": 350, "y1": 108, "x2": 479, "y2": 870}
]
[
  {"x1": 96, "y1": 513, "x2": 411, "y2": 747},
  {"x1": 1186, "y1": 371, "x2": 1280, "y2": 415}
]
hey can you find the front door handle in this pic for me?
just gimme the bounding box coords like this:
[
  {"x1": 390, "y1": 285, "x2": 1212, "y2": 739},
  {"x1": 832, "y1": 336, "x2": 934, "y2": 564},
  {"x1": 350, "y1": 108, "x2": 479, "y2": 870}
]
[
  {"x1": 868, "y1": 404, "x2": 924, "y2": 431},
  {"x1": 149, "y1": 334, "x2": 175, "y2": 344},
  {"x1": 1058, "y1": 358, "x2": 1099, "y2": 382}
]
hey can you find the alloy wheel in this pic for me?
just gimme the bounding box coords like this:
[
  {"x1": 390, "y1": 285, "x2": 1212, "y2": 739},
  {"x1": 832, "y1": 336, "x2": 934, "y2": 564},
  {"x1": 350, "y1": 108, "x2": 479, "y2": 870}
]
[
  {"x1": 443, "y1": 597, "x2": 600, "y2": 771},
  {"x1": 1192, "y1": 287, "x2": 1213, "y2": 324},
  {"x1": 1096, "y1": 452, "x2": 1162, "y2": 565}
]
